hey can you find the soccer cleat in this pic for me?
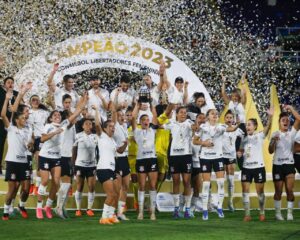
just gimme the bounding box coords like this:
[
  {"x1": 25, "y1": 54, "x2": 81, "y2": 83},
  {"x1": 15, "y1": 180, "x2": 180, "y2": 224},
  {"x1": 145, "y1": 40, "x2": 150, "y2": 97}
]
[
  {"x1": 137, "y1": 212, "x2": 144, "y2": 220},
  {"x1": 99, "y1": 218, "x2": 113, "y2": 225},
  {"x1": 75, "y1": 210, "x2": 82, "y2": 217},
  {"x1": 259, "y1": 214, "x2": 265, "y2": 222},
  {"x1": 117, "y1": 213, "x2": 129, "y2": 221},
  {"x1": 2, "y1": 213, "x2": 9, "y2": 221},
  {"x1": 150, "y1": 212, "x2": 156, "y2": 220},
  {"x1": 275, "y1": 214, "x2": 284, "y2": 221},
  {"x1": 36, "y1": 208, "x2": 44, "y2": 219},
  {"x1": 243, "y1": 215, "x2": 251, "y2": 222},
  {"x1": 33, "y1": 186, "x2": 39, "y2": 196},
  {"x1": 86, "y1": 209, "x2": 95, "y2": 217},
  {"x1": 228, "y1": 202, "x2": 235, "y2": 212},
  {"x1": 55, "y1": 207, "x2": 66, "y2": 219},
  {"x1": 44, "y1": 206, "x2": 53, "y2": 219},
  {"x1": 9, "y1": 207, "x2": 16, "y2": 217},
  {"x1": 172, "y1": 208, "x2": 182, "y2": 219},
  {"x1": 62, "y1": 208, "x2": 69, "y2": 218},
  {"x1": 18, "y1": 205, "x2": 28, "y2": 219},
  {"x1": 287, "y1": 213, "x2": 294, "y2": 221},
  {"x1": 109, "y1": 215, "x2": 120, "y2": 223},
  {"x1": 29, "y1": 184, "x2": 34, "y2": 195},
  {"x1": 202, "y1": 210, "x2": 209, "y2": 221},
  {"x1": 184, "y1": 208, "x2": 192, "y2": 219},
  {"x1": 217, "y1": 209, "x2": 225, "y2": 218}
]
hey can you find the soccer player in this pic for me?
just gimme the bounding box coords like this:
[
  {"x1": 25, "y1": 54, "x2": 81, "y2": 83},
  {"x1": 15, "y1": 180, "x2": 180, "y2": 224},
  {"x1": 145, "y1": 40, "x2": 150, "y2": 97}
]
[
  {"x1": 1, "y1": 90, "x2": 33, "y2": 220},
  {"x1": 238, "y1": 108, "x2": 274, "y2": 222},
  {"x1": 132, "y1": 103, "x2": 158, "y2": 220},
  {"x1": 294, "y1": 131, "x2": 300, "y2": 173},
  {"x1": 269, "y1": 105, "x2": 300, "y2": 221},
  {"x1": 73, "y1": 117, "x2": 97, "y2": 217},
  {"x1": 222, "y1": 110, "x2": 244, "y2": 211},
  {"x1": 36, "y1": 95, "x2": 87, "y2": 219}
]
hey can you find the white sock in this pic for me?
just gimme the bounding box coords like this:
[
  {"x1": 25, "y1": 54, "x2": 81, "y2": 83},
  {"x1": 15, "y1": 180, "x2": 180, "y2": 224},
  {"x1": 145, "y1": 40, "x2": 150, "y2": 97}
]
[
  {"x1": 19, "y1": 200, "x2": 26, "y2": 208},
  {"x1": 118, "y1": 200, "x2": 126, "y2": 215},
  {"x1": 243, "y1": 192, "x2": 250, "y2": 216},
  {"x1": 227, "y1": 175, "x2": 235, "y2": 204},
  {"x1": 274, "y1": 200, "x2": 281, "y2": 215},
  {"x1": 9, "y1": 199, "x2": 15, "y2": 212},
  {"x1": 108, "y1": 206, "x2": 115, "y2": 218},
  {"x1": 102, "y1": 204, "x2": 109, "y2": 218},
  {"x1": 35, "y1": 177, "x2": 41, "y2": 187},
  {"x1": 191, "y1": 196, "x2": 198, "y2": 207},
  {"x1": 88, "y1": 192, "x2": 95, "y2": 210},
  {"x1": 217, "y1": 178, "x2": 225, "y2": 209},
  {"x1": 173, "y1": 194, "x2": 180, "y2": 208},
  {"x1": 258, "y1": 193, "x2": 265, "y2": 215},
  {"x1": 184, "y1": 195, "x2": 192, "y2": 209},
  {"x1": 179, "y1": 194, "x2": 184, "y2": 211},
  {"x1": 57, "y1": 183, "x2": 71, "y2": 209},
  {"x1": 75, "y1": 191, "x2": 82, "y2": 210},
  {"x1": 30, "y1": 173, "x2": 34, "y2": 184},
  {"x1": 46, "y1": 198, "x2": 53, "y2": 208},
  {"x1": 287, "y1": 201, "x2": 294, "y2": 215},
  {"x1": 4, "y1": 204, "x2": 10, "y2": 214},
  {"x1": 138, "y1": 190, "x2": 145, "y2": 213},
  {"x1": 202, "y1": 181, "x2": 210, "y2": 211},
  {"x1": 37, "y1": 201, "x2": 43, "y2": 209},
  {"x1": 149, "y1": 190, "x2": 157, "y2": 212}
]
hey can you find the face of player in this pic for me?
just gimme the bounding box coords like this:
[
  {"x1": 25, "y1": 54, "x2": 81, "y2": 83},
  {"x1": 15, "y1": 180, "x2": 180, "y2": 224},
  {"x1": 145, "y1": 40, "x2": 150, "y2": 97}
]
[
  {"x1": 246, "y1": 120, "x2": 256, "y2": 135},
  {"x1": 63, "y1": 98, "x2": 72, "y2": 111},
  {"x1": 279, "y1": 116, "x2": 290, "y2": 132},
  {"x1": 175, "y1": 81, "x2": 184, "y2": 91},
  {"x1": 22, "y1": 107, "x2": 30, "y2": 120},
  {"x1": 16, "y1": 114, "x2": 26, "y2": 128},
  {"x1": 126, "y1": 111, "x2": 132, "y2": 123},
  {"x1": 207, "y1": 109, "x2": 218, "y2": 124},
  {"x1": 140, "y1": 116, "x2": 150, "y2": 129},
  {"x1": 30, "y1": 96, "x2": 40, "y2": 109},
  {"x1": 117, "y1": 111, "x2": 125, "y2": 124},
  {"x1": 120, "y1": 82, "x2": 129, "y2": 92},
  {"x1": 196, "y1": 114, "x2": 206, "y2": 126},
  {"x1": 82, "y1": 120, "x2": 93, "y2": 134},
  {"x1": 225, "y1": 113, "x2": 234, "y2": 126},
  {"x1": 50, "y1": 111, "x2": 62, "y2": 124},
  {"x1": 231, "y1": 92, "x2": 240, "y2": 103},
  {"x1": 104, "y1": 122, "x2": 115, "y2": 137},
  {"x1": 176, "y1": 108, "x2": 187, "y2": 123},
  {"x1": 4, "y1": 79, "x2": 14, "y2": 91},
  {"x1": 64, "y1": 78, "x2": 74, "y2": 91},
  {"x1": 143, "y1": 75, "x2": 152, "y2": 87},
  {"x1": 195, "y1": 97, "x2": 205, "y2": 107},
  {"x1": 91, "y1": 79, "x2": 101, "y2": 89}
]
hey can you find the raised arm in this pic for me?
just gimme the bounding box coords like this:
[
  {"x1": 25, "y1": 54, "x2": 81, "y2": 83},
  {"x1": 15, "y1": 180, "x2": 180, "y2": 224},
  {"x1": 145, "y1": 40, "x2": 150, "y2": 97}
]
[
  {"x1": 221, "y1": 73, "x2": 230, "y2": 105},
  {"x1": 131, "y1": 102, "x2": 140, "y2": 131},
  {"x1": 284, "y1": 105, "x2": 300, "y2": 130},
  {"x1": 93, "y1": 105, "x2": 102, "y2": 136},
  {"x1": 11, "y1": 82, "x2": 32, "y2": 112},
  {"x1": 183, "y1": 81, "x2": 189, "y2": 105},
  {"x1": 117, "y1": 140, "x2": 128, "y2": 154},
  {"x1": 1, "y1": 91, "x2": 13, "y2": 128},
  {"x1": 95, "y1": 89, "x2": 109, "y2": 111},
  {"x1": 263, "y1": 107, "x2": 274, "y2": 136},
  {"x1": 268, "y1": 133, "x2": 279, "y2": 154},
  {"x1": 151, "y1": 103, "x2": 158, "y2": 125},
  {"x1": 164, "y1": 103, "x2": 175, "y2": 118},
  {"x1": 240, "y1": 72, "x2": 247, "y2": 106},
  {"x1": 67, "y1": 93, "x2": 88, "y2": 123},
  {"x1": 47, "y1": 63, "x2": 59, "y2": 92},
  {"x1": 111, "y1": 100, "x2": 117, "y2": 124}
]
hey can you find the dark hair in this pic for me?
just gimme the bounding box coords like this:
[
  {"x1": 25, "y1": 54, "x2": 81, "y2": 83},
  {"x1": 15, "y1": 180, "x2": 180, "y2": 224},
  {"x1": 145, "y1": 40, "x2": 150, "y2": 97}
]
[
  {"x1": 248, "y1": 118, "x2": 258, "y2": 130},
  {"x1": 139, "y1": 114, "x2": 149, "y2": 122},
  {"x1": 206, "y1": 108, "x2": 216, "y2": 117},
  {"x1": 176, "y1": 106, "x2": 187, "y2": 114},
  {"x1": 47, "y1": 110, "x2": 60, "y2": 123},
  {"x1": 225, "y1": 110, "x2": 234, "y2": 117},
  {"x1": 174, "y1": 76, "x2": 184, "y2": 84},
  {"x1": 126, "y1": 106, "x2": 133, "y2": 113},
  {"x1": 62, "y1": 94, "x2": 72, "y2": 103},
  {"x1": 3, "y1": 77, "x2": 14, "y2": 84},
  {"x1": 63, "y1": 75, "x2": 74, "y2": 84},
  {"x1": 89, "y1": 76, "x2": 99, "y2": 82},
  {"x1": 196, "y1": 112, "x2": 205, "y2": 118},
  {"x1": 120, "y1": 74, "x2": 130, "y2": 84},
  {"x1": 231, "y1": 88, "x2": 241, "y2": 100},
  {"x1": 81, "y1": 118, "x2": 93, "y2": 126},
  {"x1": 279, "y1": 112, "x2": 289, "y2": 121},
  {"x1": 29, "y1": 95, "x2": 49, "y2": 111},
  {"x1": 102, "y1": 120, "x2": 113, "y2": 129},
  {"x1": 17, "y1": 104, "x2": 29, "y2": 114},
  {"x1": 60, "y1": 109, "x2": 71, "y2": 121},
  {"x1": 193, "y1": 92, "x2": 205, "y2": 100},
  {"x1": 12, "y1": 111, "x2": 24, "y2": 126}
]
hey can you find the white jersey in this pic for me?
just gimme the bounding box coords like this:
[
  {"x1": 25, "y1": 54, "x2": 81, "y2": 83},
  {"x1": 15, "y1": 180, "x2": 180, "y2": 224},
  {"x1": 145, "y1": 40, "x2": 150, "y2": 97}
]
[
  {"x1": 110, "y1": 88, "x2": 136, "y2": 108},
  {"x1": 222, "y1": 128, "x2": 244, "y2": 159},
  {"x1": 241, "y1": 132, "x2": 265, "y2": 169},
  {"x1": 191, "y1": 142, "x2": 201, "y2": 168},
  {"x1": 61, "y1": 124, "x2": 76, "y2": 158},
  {"x1": 97, "y1": 132, "x2": 117, "y2": 171},
  {"x1": 113, "y1": 122, "x2": 128, "y2": 157},
  {"x1": 164, "y1": 119, "x2": 193, "y2": 156},
  {"x1": 199, "y1": 123, "x2": 227, "y2": 160},
  {"x1": 54, "y1": 87, "x2": 79, "y2": 109},
  {"x1": 228, "y1": 101, "x2": 245, "y2": 123},
  {"x1": 168, "y1": 87, "x2": 184, "y2": 105},
  {"x1": 39, "y1": 120, "x2": 69, "y2": 159},
  {"x1": 74, "y1": 132, "x2": 97, "y2": 167},
  {"x1": 87, "y1": 88, "x2": 110, "y2": 121},
  {"x1": 27, "y1": 109, "x2": 49, "y2": 137},
  {"x1": 5, "y1": 125, "x2": 32, "y2": 163},
  {"x1": 295, "y1": 130, "x2": 300, "y2": 155},
  {"x1": 271, "y1": 127, "x2": 298, "y2": 165},
  {"x1": 151, "y1": 86, "x2": 173, "y2": 106},
  {"x1": 134, "y1": 128, "x2": 156, "y2": 160}
]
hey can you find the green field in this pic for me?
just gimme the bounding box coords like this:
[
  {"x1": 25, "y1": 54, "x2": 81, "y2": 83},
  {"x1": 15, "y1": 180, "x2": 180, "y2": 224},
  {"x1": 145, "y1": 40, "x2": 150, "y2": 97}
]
[{"x1": 1, "y1": 210, "x2": 300, "y2": 240}]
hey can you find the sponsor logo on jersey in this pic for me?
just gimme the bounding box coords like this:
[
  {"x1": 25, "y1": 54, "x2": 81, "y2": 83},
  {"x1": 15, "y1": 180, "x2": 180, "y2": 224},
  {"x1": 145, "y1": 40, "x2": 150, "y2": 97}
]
[
  {"x1": 44, "y1": 163, "x2": 49, "y2": 169},
  {"x1": 139, "y1": 166, "x2": 145, "y2": 172},
  {"x1": 242, "y1": 174, "x2": 246, "y2": 180},
  {"x1": 11, "y1": 173, "x2": 16, "y2": 180}
]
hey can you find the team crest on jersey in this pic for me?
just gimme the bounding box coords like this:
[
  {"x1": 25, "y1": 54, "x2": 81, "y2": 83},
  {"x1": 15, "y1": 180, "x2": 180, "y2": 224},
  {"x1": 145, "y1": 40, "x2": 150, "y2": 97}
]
[
  {"x1": 139, "y1": 166, "x2": 144, "y2": 172},
  {"x1": 275, "y1": 174, "x2": 280, "y2": 180},
  {"x1": 11, "y1": 173, "x2": 16, "y2": 180},
  {"x1": 25, "y1": 170, "x2": 30, "y2": 177},
  {"x1": 151, "y1": 164, "x2": 156, "y2": 170},
  {"x1": 119, "y1": 170, "x2": 123, "y2": 176},
  {"x1": 258, "y1": 173, "x2": 262, "y2": 180},
  {"x1": 187, "y1": 164, "x2": 191, "y2": 170},
  {"x1": 219, "y1": 162, "x2": 223, "y2": 168},
  {"x1": 242, "y1": 174, "x2": 246, "y2": 180},
  {"x1": 76, "y1": 170, "x2": 81, "y2": 176},
  {"x1": 202, "y1": 165, "x2": 207, "y2": 171},
  {"x1": 44, "y1": 163, "x2": 49, "y2": 169}
]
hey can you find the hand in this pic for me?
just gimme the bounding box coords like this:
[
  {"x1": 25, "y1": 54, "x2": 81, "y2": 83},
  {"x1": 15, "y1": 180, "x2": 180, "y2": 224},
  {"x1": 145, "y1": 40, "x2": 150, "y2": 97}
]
[
  {"x1": 221, "y1": 72, "x2": 226, "y2": 83},
  {"x1": 0, "y1": 55, "x2": 5, "y2": 67},
  {"x1": 123, "y1": 140, "x2": 128, "y2": 146},
  {"x1": 116, "y1": 87, "x2": 122, "y2": 95},
  {"x1": 27, "y1": 142, "x2": 34, "y2": 152},
  {"x1": 25, "y1": 81, "x2": 33, "y2": 91},
  {"x1": 184, "y1": 81, "x2": 189, "y2": 88},
  {"x1": 53, "y1": 63, "x2": 59, "y2": 72},
  {"x1": 282, "y1": 104, "x2": 293, "y2": 113},
  {"x1": 237, "y1": 151, "x2": 243, "y2": 158},
  {"x1": 159, "y1": 60, "x2": 165, "y2": 76},
  {"x1": 5, "y1": 90, "x2": 13, "y2": 100},
  {"x1": 267, "y1": 107, "x2": 274, "y2": 117},
  {"x1": 271, "y1": 134, "x2": 280, "y2": 143}
]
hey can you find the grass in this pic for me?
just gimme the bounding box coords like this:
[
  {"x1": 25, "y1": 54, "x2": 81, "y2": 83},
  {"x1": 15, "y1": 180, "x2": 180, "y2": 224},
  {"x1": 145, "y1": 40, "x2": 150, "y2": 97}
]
[{"x1": 1, "y1": 210, "x2": 300, "y2": 240}]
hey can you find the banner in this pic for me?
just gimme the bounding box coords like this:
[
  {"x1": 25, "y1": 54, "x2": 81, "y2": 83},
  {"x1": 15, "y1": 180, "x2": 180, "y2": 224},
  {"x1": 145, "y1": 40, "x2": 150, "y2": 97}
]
[{"x1": 14, "y1": 33, "x2": 214, "y2": 108}]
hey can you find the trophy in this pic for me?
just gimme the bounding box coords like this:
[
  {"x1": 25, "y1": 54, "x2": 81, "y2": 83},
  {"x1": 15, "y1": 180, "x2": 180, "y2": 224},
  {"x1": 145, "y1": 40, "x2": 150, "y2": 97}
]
[{"x1": 138, "y1": 86, "x2": 151, "y2": 103}]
